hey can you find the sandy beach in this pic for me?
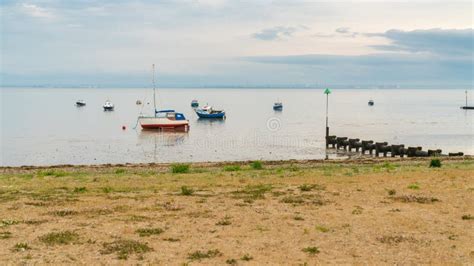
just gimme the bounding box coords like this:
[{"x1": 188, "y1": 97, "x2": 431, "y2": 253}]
[{"x1": 0, "y1": 157, "x2": 473, "y2": 264}]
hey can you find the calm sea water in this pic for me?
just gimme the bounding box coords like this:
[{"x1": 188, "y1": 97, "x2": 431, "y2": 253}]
[{"x1": 1, "y1": 87, "x2": 473, "y2": 166}]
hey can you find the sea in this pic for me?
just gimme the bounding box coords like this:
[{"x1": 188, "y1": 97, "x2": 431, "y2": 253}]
[{"x1": 1, "y1": 87, "x2": 473, "y2": 166}]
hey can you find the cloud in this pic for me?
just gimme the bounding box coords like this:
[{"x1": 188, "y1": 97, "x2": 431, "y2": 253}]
[
  {"x1": 21, "y1": 3, "x2": 55, "y2": 19},
  {"x1": 252, "y1": 26, "x2": 301, "y2": 41},
  {"x1": 243, "y1": 53, "x2": 472, "y2": 85},
  {"x1": 335, "y1": 27, "x2": 359, "y2": 37},
  {"x1": 369, "y1": 28, "x2": 473, "y2": 56},
  {"x1": 335, "y1": 27, "x2": 350, "y2": 34}
]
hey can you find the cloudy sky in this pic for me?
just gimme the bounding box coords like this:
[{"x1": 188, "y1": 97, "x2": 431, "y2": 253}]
[{"x1": 1, "y1": 0, "x2": 472, "y2": 87}]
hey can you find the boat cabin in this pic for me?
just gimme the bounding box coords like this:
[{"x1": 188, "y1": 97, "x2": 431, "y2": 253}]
[{"x1": 155, "y1": 110, "x2": 187, "y2": 120}]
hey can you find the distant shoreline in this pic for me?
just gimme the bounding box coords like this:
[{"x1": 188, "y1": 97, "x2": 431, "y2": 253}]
[{"x1": 1, "y1": 86, "x2": 472, "y2": 90}]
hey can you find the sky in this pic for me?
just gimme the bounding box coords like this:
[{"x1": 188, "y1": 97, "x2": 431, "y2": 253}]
[{"x1": 0, "y1": 0, "x2": 473, "y2": 87}]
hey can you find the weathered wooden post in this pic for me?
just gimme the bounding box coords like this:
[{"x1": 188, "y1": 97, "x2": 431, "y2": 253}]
[{"x1": 324, "y1": 88, "x2": 331, "y2": 160}]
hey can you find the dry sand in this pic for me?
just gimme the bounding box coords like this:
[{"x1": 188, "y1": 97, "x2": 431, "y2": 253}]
[{"x1": 0, "y1": 158, "x2": 473, "y2": 265}]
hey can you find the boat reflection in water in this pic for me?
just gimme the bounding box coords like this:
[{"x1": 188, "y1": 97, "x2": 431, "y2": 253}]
[
  {"x1": 138, "y1": 130, "x2": 188, "y2": 146},
  {"x1": 137, "y1": 130, "x2": 189, "y2": 162},
  {"x1": 196, "y1": 117, "x2": 226, "y2": 126}
]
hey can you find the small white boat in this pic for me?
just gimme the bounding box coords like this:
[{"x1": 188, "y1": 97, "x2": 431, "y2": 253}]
[
  {"x1": 273, "y1": 102, "x2": 283, "y2": 110},
  {"x1": 103, "y1": 100, "x2": 114, "y2": 111},
  {"x1": 76, "y1": 100, "x2": 86, "y2": 107}
]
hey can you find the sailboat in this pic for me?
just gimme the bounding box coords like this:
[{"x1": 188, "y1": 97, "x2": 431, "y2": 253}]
[
  {"x1": 460, "y1": 90, "x2": 474, "y2": 110},
  {"x1": 138, "y1": 64, "x2": 190, "y2": 131}
]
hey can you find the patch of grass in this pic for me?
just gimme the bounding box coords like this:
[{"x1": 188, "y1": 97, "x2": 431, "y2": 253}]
[
  {"x1": 281, "y1": 196, "x2": 305, "y2": 204},
  {"x1": 223, "y1": 165, "x2": 241, "y2": 172},
  {"x1": 24, "y1": 201, "x2": 49, "y2": 207},
  {"x1": 73, "y1": 187, "x2": 87, "y2": 193},
  {"x1": 315, "y1": 225, "x2": 329, "y2": 233},
  {"x1": 115, "y1": 168, "x2": 126, "y2": 174},
  {"x1": 39, "y1": 231, "x2": 79, "y2": 245},
  {"x1": 163, "y1": 237, "x2": 180, "y2": 242},
  {"x1": 23, "y1": 219, "x2": 48, "y2": 225},
  {"x1": 101, "y1": 239, "x2": 152, "y2": 260},
  {"x1": 82, "y1": 208, "x2": 113, "y2": 216},
  {"x1": 226, "y1": 258, "x2": 237, "y2": 265},
  {"x1": 429, "y1": 159, "x2": 441, "y2": 168},
  {"x1": 37, "y1": 170, "x2": 68, "y2": 177},
  {"x1": 299, "y1": 184, "x2": 325, "y2": 192},
  {"x1": 0, "y1": 231, "x2": 12, "y2": 239},
  {"x1": 127, "y1": 215, "x2": 151, "y2": 222},
  {"x1": 250, "y1": 161, "x2": 263, "y2": 170},
  {"x1": 232, "y1": 184, "x2": 272, "y2": 202},
  {"x1": 1, "y1": 219, "x2": 19, "y2": 227},
  {"x1": 407, "y1": 183, "x2": 420, "y2": 190},
  {"x1": 352, "y1": 206, "x2": 363, "y2": 215},
  {"x1": 241, "y1": 254, "x2": 253, "y2": 261},
  {"x1": 377, "y1": 235, "x2": 417, "y2": 244},
  {"x1": 49, "y1": 209, "x2": 78, "y2": 217},
  {"x1": 180, "y1": 186, "x2": 194, "y2": 196},
  {"x1": 102, "y1": 187, "x2": 113, "y2": 193},
  {"x1": 287, "y1": 164, "x2": 299, "y2": 171},
  {"x1": 135, "y1": 228, "x2": 164, "y2": 237},
  {"x1": 302, "y1": 246, "x2": 320, "y2": 255},
  {"x1": 393, "y1": 195, "x2": 439, "y2": 204},
  {"x1": 171, "y1": 163, "x2": 190, "y2": 173},
  {"x1": 382, "y1": 162, "x2": 396, "y2": 171},
  {"x1": 461, "y1": 214, "x2": 473, "y2": 220},
  {"x1": 188, "y1": 249, "x2": 222, "y2": 261},
  {"x1": 216, "y1": 216, "x2": 232, "y2": 226},
  {"x1": 387, "y1": 189, "x2": 396, "y2": 196},
  {"x1": 12, "y1": 242, "x2": 31, "y2": 252},
  {"x1": 373, "y1": 162, "x2": 397, "y2": 172}
]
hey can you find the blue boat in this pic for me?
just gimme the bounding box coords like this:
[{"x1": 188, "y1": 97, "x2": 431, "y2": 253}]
[
  {"x1": 195, "y1": 105, "x2": 226, "y2": 119},
  {"x1": 273, "y1": 102, "x2": 283, "y2": 110}
]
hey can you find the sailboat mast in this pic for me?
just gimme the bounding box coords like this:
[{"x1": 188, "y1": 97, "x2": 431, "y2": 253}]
[
  {"x1": 152, "y1": 64, "x2": 156, "y2": 117},
  {"x1": 466, "y1": 90, "x2": 468, "y2": 107}
]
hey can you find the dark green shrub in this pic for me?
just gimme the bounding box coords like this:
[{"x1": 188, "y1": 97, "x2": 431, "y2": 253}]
[
  {"x1": 250, "y1": 161, "x2": 263, "y2": 170},
  {"x1": 171, "y1": 164, "x2": 190, "y2": 173},
  {"x1": 429, "y1": 159, "x2": 441, "y2": 168}
]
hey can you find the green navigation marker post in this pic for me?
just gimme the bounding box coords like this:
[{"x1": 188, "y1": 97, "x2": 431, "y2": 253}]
[{"x1": 324, "y1": 88, "x2": 331, "y2": 160}]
